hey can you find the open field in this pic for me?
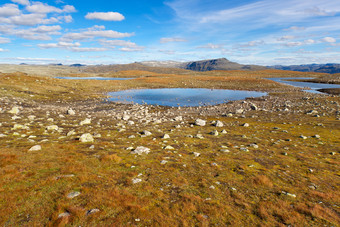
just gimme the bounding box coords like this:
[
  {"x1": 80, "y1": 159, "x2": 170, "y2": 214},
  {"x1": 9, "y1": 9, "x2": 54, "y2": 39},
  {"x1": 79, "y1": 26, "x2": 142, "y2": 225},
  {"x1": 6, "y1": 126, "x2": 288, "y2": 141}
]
[{"x1": 0, "y1": 67, "x2": 339, "y2": 226}]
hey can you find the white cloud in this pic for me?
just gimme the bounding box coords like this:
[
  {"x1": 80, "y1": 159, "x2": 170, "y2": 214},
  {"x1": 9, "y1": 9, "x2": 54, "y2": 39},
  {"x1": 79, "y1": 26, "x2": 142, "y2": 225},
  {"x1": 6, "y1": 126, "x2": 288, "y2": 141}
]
[
  {"x1": 61, "y1": 26, "x2": 134, "y2": 41},
  {"x1": 0, "y1": 37, "x2": 10, "y2": 44},
  {"x1": 0, "y1": 48, "x2": 8, "y2": 52},
  {"x1": 11, "y1": 0, "x2": 30, "y2": 5},
  {"x1": 70, "y1": 47, "x2": 107, "y2": 52},
  {"x1": 0, "y1": 25, "x2": 61, "y2": 40},
  {"x1": 160, "y1": 37, "x2": 187, "y2": 43},
  {"x1": 239, "y1": 40, "x2": 264, "y2": 47},
  {"x1": 99, "y1": 39, "x2": 138, "y2": 48},
  {"x1": 277, "y1": 35, "x2": 295, "y2": 41},
  {"x1": 119, "y1": 47, "x2": 144, "y2": 52},
  {"x1": 62, "y1": 15, "x2": 73, "y2": 23},
  {"x1": 284, "y1": 26, "x2": 305, "y2": 31},
  {"x1": 85, "y1": 12, "x2": 124, "y2": 21},
  {"x1": 304, "y1": 39, "x2": 316, "y2": 44},
  {"x1": 38, "y1": 41, "x2": 81, "y2": 48},
  {"x1": 198, "y1": 43, "x2": 224, "y2": 49},
  {"x1": 0, "y1": 4, "x2": 20, "y2": 17},
  {"x1": 0, "y1": 13, "x2": 61, "y2": 26},
  {"x1": 284, "y1": 41, "x2": 303, "y2": 47},
  {"x1": 321, "y1": 37, "x2": 336, "y2": 43},
  {"x1": 26, "y1": 2, "x2": 76, "y2": 14}
]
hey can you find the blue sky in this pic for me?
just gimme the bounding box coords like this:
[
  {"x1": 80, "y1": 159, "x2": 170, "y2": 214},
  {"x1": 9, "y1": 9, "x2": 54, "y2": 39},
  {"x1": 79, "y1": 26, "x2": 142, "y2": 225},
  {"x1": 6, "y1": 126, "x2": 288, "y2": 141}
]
[{"x1": 0, "y1": 0, "x2": 340, "y2": 65}]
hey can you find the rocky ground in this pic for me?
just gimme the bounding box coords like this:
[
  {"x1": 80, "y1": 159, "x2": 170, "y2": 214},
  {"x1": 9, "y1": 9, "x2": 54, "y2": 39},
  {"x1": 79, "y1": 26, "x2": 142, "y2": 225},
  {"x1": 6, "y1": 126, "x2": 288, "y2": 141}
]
[{"x1": 0, "y1": 70, "x2": 339, "y2": 226}]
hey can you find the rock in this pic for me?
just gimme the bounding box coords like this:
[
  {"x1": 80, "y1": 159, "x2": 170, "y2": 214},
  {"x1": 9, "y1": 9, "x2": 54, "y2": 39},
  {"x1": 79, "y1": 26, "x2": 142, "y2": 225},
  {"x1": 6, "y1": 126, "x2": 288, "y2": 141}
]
[
  {"x1": 66, "y1": 130, "x2": 75, "y2": 136},
  {"x1": 67, "y1": 191, "x2": 81, "y2": 199},
  {"x1": 131, "y1": 146, "x2": 150, "y2": 155},
  {"x1": 163, "y1": 145, "x2": 174, "y2": 150},
  {"x1": 313, "y1": 135, "x2": 320, "y2": 139},
  {"x1": 210, "y1": 130, "x2": 219, "y2": 136},
  {"x1": 162, "y1": 134, "x2": 170, "y2": 139},
  {"x1": 195, "y1": 134, "x2": 204, "y2": 139},
  {"x1": 250, "y1": 104, "x2": 258, "y2": 110},
  {"x1": 80, "y1": 118, "x2": 91, "y2": 126},
  {"x1": 221, "y1": 129, "x2": 227, "y2": 134},
  {"x1": 127, "y1": 120, "x2": 134, "y2": 125},
  {"x1": 122, "y1": 115, "x2": 130, "y2": 121},
  {"x1": 8, "y1": 106, "x2": 20, "y2": 114},
  {"x1": 160, "y1": 160, "x2": 168, "y2": 165},
  {"x1": 86, "y1": 209, "x2": 100, "y2": 215},
  {"x1": 29, "y1": 145, "x2": 41, "y2": 151},
  {"x1": 214, "y1": 120, "x2": 224, "y2": 127},
  {"x1": 79, "y1": 133, "x2": 94, "y2": 142},
  {"x1": 132, "y1": 178, "x2": 142, "y2": 184},
  {"x1": 58, "y1": 212, "x2": 70, "y2": 219},
  {"x1": 242, "y1": 123, "x2": 249, "y2": 127},
  {"x1": 46, "y1": 125, "x2": 59, "y2": 131},
  {"x1": 235, "y1": 109, "x2": 244, "y2": 114},
  {"x1": 27, "y1": 115, "x2": 36, "y2": 121},
  {"x1": 195, "y1": 119, "x2": 206, "y2": 126},
  {"x1": 174, "y1": 116, "x2": 183, "y2": 121},
  {"x1": 67, "y1": 109, "x2": 75, "y2": 115},
  {"x1": 12, "y1": 124, "x2": 29, "y2": 130},
  {"x1": 142, "y1": 130, "x2": 152, "y2": 136},
  {"x1": 193, "y1": 152, "x2": 200, "y2": 157},
  {"x1": 300, "y1": 135, "x2": 307, "y2": 139},
  {"x1": 220, "y1": 149, "x2": 230, "y2": 153},
  {"x1": 281, "y1": 191, "x2": 296, "y2": 198}
]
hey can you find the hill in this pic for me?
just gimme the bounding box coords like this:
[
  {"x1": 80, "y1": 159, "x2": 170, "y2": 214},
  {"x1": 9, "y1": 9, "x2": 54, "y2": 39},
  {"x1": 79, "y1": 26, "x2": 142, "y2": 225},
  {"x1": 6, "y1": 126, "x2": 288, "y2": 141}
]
[{"x1": 269, "y1": 63, "x2": 340, "y2": 74}]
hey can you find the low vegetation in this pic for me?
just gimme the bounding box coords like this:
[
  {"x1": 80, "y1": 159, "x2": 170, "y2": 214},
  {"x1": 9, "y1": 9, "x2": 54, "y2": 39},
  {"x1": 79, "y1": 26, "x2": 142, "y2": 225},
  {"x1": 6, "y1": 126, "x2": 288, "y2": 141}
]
[{"x1": 0, "y1": 67, "x2": 339, "y2": 226}]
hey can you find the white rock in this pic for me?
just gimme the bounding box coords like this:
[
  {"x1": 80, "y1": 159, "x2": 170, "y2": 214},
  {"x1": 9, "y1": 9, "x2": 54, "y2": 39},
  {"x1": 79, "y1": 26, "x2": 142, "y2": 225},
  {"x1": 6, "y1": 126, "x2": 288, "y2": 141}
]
[
  {"x1": 132, "y1": 178, "x2": 142, "y2": 184},
  {"x1": 46, "y1": 125, "x2": 59, "y2": 131},
  {"x1": 67, "y1": 130, "x2": 76, "y2": 136},
  {"x1": 215, "y1": 120, "x2": 224, "y2": 127},
  {"x1": 193, "y1": 152, "x2": 200, "y2": 157},
  {"x1": 29, "y1": 145, "x2": 41, "y2": 151},
  {"x1": 122, "y1": 115, "x2": 130, "y2": 121},
  {"x1": 86, "y1": 209, "x2": 100, "y2": 215},
  {"x1": 27, "y1": 115, "x2": 36, "y2": 121},
  {"x1": 67, "y1": 109, "x2": 75, "y2": 115},
  {"x1": 12, "y1": 124, "x2": 29, "y2": 130},
  {"x1": 242, "y1": 123, "x2": 249, "y2": 127},
  {"x1": 58, "y1": 212, "x2": 70, "y2": 219},
  {"x1": 80, "y1": 118, "x2": 91, "y2": 126},
  {"x1": 195, "y1": 119, "x2": 206, "y2": 126},
  {"x1": 162, "y1": 134, "x2": 170, "y2": 139},
  {"x1": 131, "y1": 146, "x2": 150, "y2": 155},
  {"x1": 67, "y1": 191, "x2": 81, "y2": 199},
  {"x1": 160, "y1": 160, "x2": 168, "y2": 165},
  {"x1": 8, "y1": 107, "x2": 20, "y2": 114},
  {"x1": 79, "y1": 133, "x2": 94, "y2": 142}
]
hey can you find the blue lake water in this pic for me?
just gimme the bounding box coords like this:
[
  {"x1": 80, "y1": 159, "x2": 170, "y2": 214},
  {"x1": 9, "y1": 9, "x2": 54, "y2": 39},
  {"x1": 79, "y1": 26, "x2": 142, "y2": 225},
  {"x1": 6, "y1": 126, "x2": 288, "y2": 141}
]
[
  {"x1": 56, "y1": 77, "x2": 133, "y2": 80},
  {"x1": 108, "y1": 88, "x2": 267, "y2": 107},
  {"x1": 268, "y1": 77, "x2": 340, "y2": 94}
]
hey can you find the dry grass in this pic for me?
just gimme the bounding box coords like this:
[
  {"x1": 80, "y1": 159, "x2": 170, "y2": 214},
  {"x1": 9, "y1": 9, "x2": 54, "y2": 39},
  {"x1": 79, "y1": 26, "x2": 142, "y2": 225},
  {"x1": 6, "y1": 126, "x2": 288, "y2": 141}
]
[{"x1": 0, "y1": 68, "x2": 339, "y2": 226}]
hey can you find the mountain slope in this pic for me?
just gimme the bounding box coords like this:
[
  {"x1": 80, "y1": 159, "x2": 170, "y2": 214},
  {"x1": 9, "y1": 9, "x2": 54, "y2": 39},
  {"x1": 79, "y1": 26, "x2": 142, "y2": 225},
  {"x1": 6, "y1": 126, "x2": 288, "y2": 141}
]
[{"x1": 269, "y1": 64, "x2": 340, "y2": 74}]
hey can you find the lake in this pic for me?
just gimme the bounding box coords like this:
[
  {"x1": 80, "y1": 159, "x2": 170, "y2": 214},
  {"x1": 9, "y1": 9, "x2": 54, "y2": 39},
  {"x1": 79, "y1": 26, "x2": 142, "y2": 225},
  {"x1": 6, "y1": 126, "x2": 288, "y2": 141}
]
[
  {"x1": 108, "y1": 88, "x2": 267, "y2": 107},
  {"x1": 56, "y1": 77, "x2": 133, "y2": 80},
  {"x1": 268, "y1": 77, "x2": 340, "y2": 94}
]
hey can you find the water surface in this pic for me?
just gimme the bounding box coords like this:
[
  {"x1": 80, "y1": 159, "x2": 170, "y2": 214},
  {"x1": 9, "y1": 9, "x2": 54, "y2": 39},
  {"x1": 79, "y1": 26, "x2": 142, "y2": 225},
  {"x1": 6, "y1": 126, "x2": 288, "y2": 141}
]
[
  {"x1": 56, "y1": 76, "x2": 133, "y2": 80},
  {"x1": 108, "y1": 88, "x2": 267, "y2": 107},
  {"x1": 268, "y1": 77, "x2": 340, "y2": 94}
]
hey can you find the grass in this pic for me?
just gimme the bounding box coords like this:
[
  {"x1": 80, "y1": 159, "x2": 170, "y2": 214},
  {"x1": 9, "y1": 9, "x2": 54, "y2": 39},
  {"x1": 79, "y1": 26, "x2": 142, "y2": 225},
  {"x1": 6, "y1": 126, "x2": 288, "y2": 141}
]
[{"x1": 0, "y1": 68, "x2": 339, "y2": 226}]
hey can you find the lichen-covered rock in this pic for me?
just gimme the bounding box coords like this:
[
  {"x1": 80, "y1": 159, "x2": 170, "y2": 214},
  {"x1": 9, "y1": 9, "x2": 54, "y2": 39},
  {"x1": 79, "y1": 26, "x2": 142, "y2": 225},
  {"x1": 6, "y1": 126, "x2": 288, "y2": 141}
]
[
  {"x1": 131, "y1": 146, "x2": 150, "y2": 155},
  {"x1": 79, "y1": 133, "x2": 94, "y2": 142},
  {"x1": 195, "y1": 119, "x2": 206, "y2": 126},
  {"x1": 29, "y1": 145, "x2": 41, "y2": 151}
]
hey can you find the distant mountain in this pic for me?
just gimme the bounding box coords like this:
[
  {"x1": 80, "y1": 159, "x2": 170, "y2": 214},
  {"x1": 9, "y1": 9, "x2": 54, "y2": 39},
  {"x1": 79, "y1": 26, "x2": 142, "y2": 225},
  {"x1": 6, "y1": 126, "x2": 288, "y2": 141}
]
[
  {"x1": 183, "y1": 58, "x2": 266, "y2": 71},
  {"x1": 269, "y1": 64, "x2": 340, "y2": 74},
  {"x1": 138, "y1": 58, "x2": 266, "y2": 72},
  {"x1": 70, "y1": 64, "x2": 86, "y2": 67}
]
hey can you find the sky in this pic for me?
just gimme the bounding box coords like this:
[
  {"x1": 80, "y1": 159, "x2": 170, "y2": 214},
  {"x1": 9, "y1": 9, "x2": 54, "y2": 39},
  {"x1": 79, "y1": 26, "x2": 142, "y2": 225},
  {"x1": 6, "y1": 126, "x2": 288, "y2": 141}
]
[{"x1": 0, "y1": 0, "x2": 340, "y2": 66}]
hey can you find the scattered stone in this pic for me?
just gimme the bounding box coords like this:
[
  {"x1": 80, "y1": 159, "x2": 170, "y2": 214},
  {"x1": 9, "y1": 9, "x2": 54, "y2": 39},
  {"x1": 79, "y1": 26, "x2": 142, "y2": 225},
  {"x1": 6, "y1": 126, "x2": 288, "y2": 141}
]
[
  {"x1": 214, "y1": 120, "x2": 224, "y2": 127},
  {"x1": 195, "y1": 119, "x2": 206, "y2": 126},
  {"x1": 27, "y1": 115, "x2": 36, "y2": 121},
  {"x1": 12, "y1": 124, "x2": 29, "y2": 130},
  {"x1": 80, "y1": 118, "x2": 91, "y2": 126},
  {"x1": 330, "y1": 152, "x2": 336, "y2": 155},
  {"x1": 122, "y1": 115, "x2": 130, "y2": 121},
  {"x1": 142, "y1": 130, "x2": 152, "y2": 136},
  {"x1": 164, "y1": 145, "x2": 174, "y2": 150},
  {"x1": 29, "y1": 145, "x2": 41, "y2": 151},
  {"x1": 160, "y1": 160, "x2": 168, "y2": 165},
  {"x1": 221, "y1": 129, "x2": 227, "y2": 134},
  {"x1": 193, "y1": 152, "x2": 200, "y2": 157},
  {"x1": 58, "y1": 212, "x2": 70, "y2": 219},
  {"x1": 313, "y1": 135, "x2": 320, "y2": 139},
  {"x1": 67, "y1": 191, "x2": 81, "y2": 199},
  {"x1": 46, "y1": 125, "x2": 59, "y2": 131},
  {"x1": 195, "y1": 134, "x2": 204, "y2": 139},
  {"x1": 210, "y1": 130, "x2": 219, "y2": 136},
  {"x1": 300, "y1": 135, "x2": 307, "y2": 139},
  {"x1": 242, "y1": 123, "x2": 249, "y2": 127},
  {"x1": 131, "y1": 146, "x2": 150, "y2": 155},
  {"x1": 281, "y1": 191, "x2": 296, "y2": 198},
  {"x1": 220, "y1": 149, "x2": 230, "y2": 153},
  {"x1": 79, "y1": 133, "x2": 94, "y2": 143},
  {"x1": 162, "y1": 134, "x2": 170, "y2": 139},
  {"x1": 8, "y1": 106, "x2": 20, "y2": 114},
  {"x1": 66, "y1": 130, "x2": 76, "y2": 136},
  {"x1": 235, "y1": 109, "x2": 244, "y2": 114},
  {"x1": 174, "y1": 116, "x2": 183, "y2": 121},
  {"x1": 67, "y1": 109, "x2": 75, "y2": 115},
  {"x1": 250, "y1": 104, "x2": 258, "y2": 110},
  {"x1": 132, "y1": 178, "x2": 142, "y2": 184},
  {"x1": 86, "y1": 209, "x2": 100, "y2": 215}
]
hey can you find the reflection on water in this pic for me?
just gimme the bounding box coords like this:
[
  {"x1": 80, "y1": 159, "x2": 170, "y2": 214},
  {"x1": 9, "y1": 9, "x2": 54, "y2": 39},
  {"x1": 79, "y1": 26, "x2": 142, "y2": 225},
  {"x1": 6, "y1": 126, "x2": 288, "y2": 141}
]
[
  {"x1": 56, "y1": 77, "x2": 133, "y2": 80},
  {"x1": 108, "y1": 88, "x2": 267, "y2": 107},
  {"x1": 268, "y1": 77, "x2": 340, "y2": 94}
]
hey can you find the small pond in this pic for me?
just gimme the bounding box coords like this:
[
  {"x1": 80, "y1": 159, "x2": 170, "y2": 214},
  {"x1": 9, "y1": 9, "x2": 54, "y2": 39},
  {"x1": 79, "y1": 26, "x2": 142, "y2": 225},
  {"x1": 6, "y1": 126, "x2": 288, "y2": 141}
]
[
  {"x1": 56, "y1": 76, "x2": 133, "y2": 80},
  {"x1": 108, "y1": 88, "x2": 267, "y2": 107},
  {"x1": 268, "y1": 77, "x2": 340, "y2": 94}
]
